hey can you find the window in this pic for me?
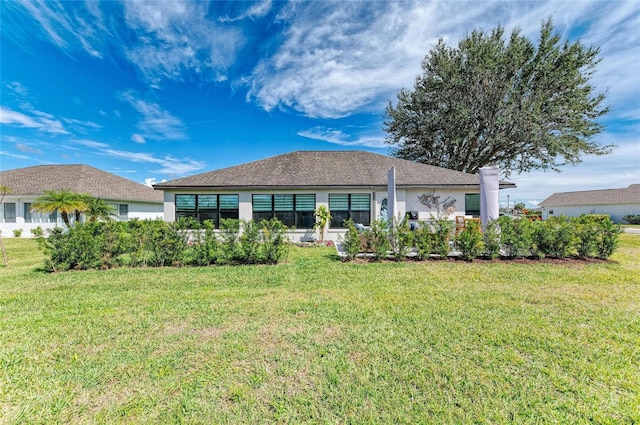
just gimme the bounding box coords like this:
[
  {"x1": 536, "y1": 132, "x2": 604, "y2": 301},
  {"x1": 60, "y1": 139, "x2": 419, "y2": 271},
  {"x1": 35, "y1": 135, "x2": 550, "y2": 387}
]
[
  {"x1": 252, "y1": 194, "x2": 315, "y2": 228},
  {"x1": 2, "y1": 203, "x2": 16, "y2": 223},
  {"x1": 329, "y1": 194, "x2": 371, "y2": 228},
  {"x1": 175, "y1": 194, "x2": 239, "y2": 228},
  {"x1": 24, "y1": 202, "x2": 33, "y2": 223},
  {"x1": 465, "y1": 194, "x2": 480, "y2": 217},
  {"x1": 118, "y1": 204, "x2": 129, "y2": 221}
]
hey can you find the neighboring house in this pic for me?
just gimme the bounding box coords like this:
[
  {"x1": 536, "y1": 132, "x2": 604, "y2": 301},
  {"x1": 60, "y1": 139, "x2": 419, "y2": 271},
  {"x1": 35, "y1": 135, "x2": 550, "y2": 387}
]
[
  {"x1": 0, "y1": 164, "x2": 164, "y2": 237},
  {"x1": 153, "y1": 150, "x2": 516, "y2": 242},
  {"x1": 540, "y1": 184, "x2": 640, "y2": 223}
]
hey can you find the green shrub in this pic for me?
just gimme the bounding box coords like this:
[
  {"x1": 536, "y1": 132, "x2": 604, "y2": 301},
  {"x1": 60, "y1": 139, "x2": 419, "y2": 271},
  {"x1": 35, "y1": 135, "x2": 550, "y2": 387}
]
[
  {"x1": 431, "y1": 216, "x2": 453, "y2": 259},
  {"x1": 482, "y1": 220, "x2": 501, "y2": 259},
  {"x1": 573, "y1": 215, "x2": 599, "y2": 258},
  {"x1": 218, "y1": 219, "x2": 242, "y2": 265},
  {"x1": 260, "y1": 218, "x2": 289, "y2": 264},
  {"x1": 455, "y1": 219, "x2": 483, "y2": 261},
  {"x1": 12, "y1": 229, "x2": 23, "y2": 237},
  {"x1": 30, "y1": 226, "x2": 44, "y2": 238},
  {"x1": 365, "y1": 218, "x2": 390, "y2": 261},
  {"x1": 531, "y1": 216, "x2": 575, "y2": 259},
  {"x1": 414, "y1": 222, "x2": 434, "y2": 260},
  {"x1": 340, "y1": 219, "x2": 361, "y2": 260},
  {"x1": 239, "y1": 219, "x2": 262, "y2": 264},
  {"x1": 594, "y1": 217, "x2": 622, "y2": 260},
  {"x1": 622, "y1": 214, "x2": 640, "y2": 225},
  {"x1": 498, "y1": 216, "x2": 533, "y2": 258},
  {"x1": 388, "y1": 216, "x2": 413, "y2": 261}
]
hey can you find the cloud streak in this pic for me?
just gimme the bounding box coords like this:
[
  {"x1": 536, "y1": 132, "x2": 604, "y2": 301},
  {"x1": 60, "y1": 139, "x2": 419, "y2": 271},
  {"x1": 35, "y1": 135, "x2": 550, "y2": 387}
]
[{"x1": 119, "y1": 91, "x2": 187, "y2": 141}]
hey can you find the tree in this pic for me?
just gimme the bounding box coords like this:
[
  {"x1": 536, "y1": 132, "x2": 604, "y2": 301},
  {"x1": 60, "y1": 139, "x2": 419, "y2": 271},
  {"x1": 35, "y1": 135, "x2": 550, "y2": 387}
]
[
  {"x1": 31, "y1": 190, "x2": 88, "y2": 228},
  {"x1": 513, "y1": 202, "x2": 526, "y2": 213},
  {"x1": 82, "y1": 196, "x2": 116, "y2": 222},
  {"x1": 385, "y1": 19, "x2": 610, "y2": 177},
  {"x1": 0, "y1": 185, "x2": 11, "y2": 266},
  {"x1": 313, "y1": 205, "x2": 332, "y2": 243}
]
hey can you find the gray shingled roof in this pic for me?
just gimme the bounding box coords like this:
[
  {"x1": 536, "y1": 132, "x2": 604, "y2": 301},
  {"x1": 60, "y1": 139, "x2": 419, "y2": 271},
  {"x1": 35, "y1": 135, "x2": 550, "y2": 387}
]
[
  {"x1": 0, "y1": 164, "x2": 163, "y2": 203},
  {"x1": 540, "y1": 184, "x2": 640, "y2": 207},
  {"x1": 154, "y1": 151, "x2": 516, "y2": 189}
]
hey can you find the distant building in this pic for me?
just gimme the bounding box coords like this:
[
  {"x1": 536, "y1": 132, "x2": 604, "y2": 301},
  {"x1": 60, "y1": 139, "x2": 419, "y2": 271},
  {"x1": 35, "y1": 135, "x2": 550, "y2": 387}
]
[
  {"x1": 0, "y1": 164, "x2": 163, "y2": 237},
  {"x1": 540, "y1": 184, "x2": 640, "y2": 223}
]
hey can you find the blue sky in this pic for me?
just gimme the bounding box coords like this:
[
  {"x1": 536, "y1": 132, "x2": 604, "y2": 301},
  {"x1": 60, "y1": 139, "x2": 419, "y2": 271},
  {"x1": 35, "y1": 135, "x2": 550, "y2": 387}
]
[{"x1": 1, "y1": 0, "x2": 638, "y2": 208}]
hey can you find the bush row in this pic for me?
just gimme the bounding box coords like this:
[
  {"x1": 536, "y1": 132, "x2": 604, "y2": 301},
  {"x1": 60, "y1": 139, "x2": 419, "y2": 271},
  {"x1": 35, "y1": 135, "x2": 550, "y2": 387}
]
[
  {"x1": 623, "y1": 215, "x2": 640, "y2": 225},
  {"x1": 42, "y1": 218, "x2": 289, "y2": 272},
  {"x1": 340, "y1": 214, "x2": 621, "y2": 262}
]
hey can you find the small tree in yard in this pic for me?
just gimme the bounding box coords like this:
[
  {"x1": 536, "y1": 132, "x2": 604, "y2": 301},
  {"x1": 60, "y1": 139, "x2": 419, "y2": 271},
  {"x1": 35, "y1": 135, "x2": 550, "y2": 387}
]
[
  {"x1": 385, "y1": 19, "x2": 610, "y2": 177},
  {"x1": 0, "y1": 185, "x2": 10, "y2": 266},
  {"x1": 313, "y1": 205, "x2": 332, "y2": 243}
]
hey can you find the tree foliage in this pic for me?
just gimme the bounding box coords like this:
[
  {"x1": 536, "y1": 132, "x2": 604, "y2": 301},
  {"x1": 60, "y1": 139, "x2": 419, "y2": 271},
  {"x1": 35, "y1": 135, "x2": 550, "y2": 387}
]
[
  {"x1": 31, "y1": 190, "x2": 89, "y2": 228},
  {"x1": 385, "y1": 19, "x2": 610, "y2": 177}
]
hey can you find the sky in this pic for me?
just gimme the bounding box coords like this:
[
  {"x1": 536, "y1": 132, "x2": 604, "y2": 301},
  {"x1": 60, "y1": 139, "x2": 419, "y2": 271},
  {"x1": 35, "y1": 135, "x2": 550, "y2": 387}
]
[{"x1": 1, "y1": 0, "x2": 638, "y2": 208}]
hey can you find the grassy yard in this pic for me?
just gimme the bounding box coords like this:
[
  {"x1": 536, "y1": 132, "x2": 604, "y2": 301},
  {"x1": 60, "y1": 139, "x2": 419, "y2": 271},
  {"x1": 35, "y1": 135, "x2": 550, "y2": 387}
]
[{"x1": 1, "y1": 236, "x2": 639, "y2": 424}]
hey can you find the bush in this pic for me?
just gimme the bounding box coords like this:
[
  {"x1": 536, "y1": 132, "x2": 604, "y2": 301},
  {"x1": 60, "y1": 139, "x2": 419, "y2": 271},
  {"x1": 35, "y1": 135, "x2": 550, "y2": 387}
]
[
  {"x1": 594, "y1": 217, "x2": 622, "y2": 260},
  {"x1": 340, "y1": 219, "x2": 362, "y2": 260},
  {"x1": 573, "y1": 215, "x2": 599, "y2": 258},
  {"x1": 498, "y1": 216, "x2": 533, "y2": 258},
  {"x1": 455, "y1": 219, "x2": 483, "y2": 261},
  {"x1": 482, "y1": 220, "x2": 501, "y2": 259},
  {"x1": 12, "y1": 229, "x2": 23, "y2": 237},
  {"x1": 30, "y1": 226, "x2": 44, "y2": 238},
  {"x1": 414, "y1": 222, "x2": 434, "y2": 260},
  {"x1": 531, "y1": 216, "x2": 575, "y2": 259},
  {"x1": 41, "y1": 218, "x2": 290, "y2": 272},
  {"x1": 431, "y1": 216, "x2": 453, "y2": 259},
  {"x1": 388, "y1": 216, "x2": 413, "y2": 261},
  {"x1": 365, "y1": 219, "x2": 390, "y2": 261},
  {"x1": 623, "y1": 215, "x2": 640, "y2": 225}
]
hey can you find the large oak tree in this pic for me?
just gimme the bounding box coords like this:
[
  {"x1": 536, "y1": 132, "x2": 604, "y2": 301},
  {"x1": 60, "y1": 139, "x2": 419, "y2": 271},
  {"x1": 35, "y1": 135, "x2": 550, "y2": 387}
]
[{"x1": 385, "y1": 20, "x2": 611, "y2": 177}]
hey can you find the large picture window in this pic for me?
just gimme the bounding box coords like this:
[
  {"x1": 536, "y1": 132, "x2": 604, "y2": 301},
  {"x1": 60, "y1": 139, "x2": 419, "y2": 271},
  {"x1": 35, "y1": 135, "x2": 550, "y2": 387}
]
[
  {"x1": 175, "y1": 194, "x2": 239, "y2": 227},
  {"x1": 2, "y1": 203, "x2": 16, "y2": 223},
  {"x1": 329, "y1": 193, "x2": 371, "y2": 228},
  {"x1": 252, "y1": 194, "x2": 315, "y2": 228}
]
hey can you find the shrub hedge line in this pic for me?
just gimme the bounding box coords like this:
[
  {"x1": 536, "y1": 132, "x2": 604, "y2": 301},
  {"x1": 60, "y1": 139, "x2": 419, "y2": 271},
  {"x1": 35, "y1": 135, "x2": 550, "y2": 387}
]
[
  {"x1": 340, "y1": 214, "x2": 622, "y2": 262},
  {"x1": 41, "y1": 218, "x2": 289, "y2": 272}
]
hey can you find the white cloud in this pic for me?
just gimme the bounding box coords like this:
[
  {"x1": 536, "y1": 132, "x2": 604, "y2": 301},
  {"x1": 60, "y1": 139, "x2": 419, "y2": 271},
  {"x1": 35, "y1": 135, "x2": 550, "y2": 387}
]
[
  {"x1": 71, "y1": 138, "x2": 205, "y2": 176},
  {"x1": 0, "y1": 106, "x2": 68, "y2": 134},
  {"x1": 298, "y1": 126, "x2": 386, "y2": 148},
  {"x1": 248, "y1": 1, "x2": 640, "y2": 120},
  {"x1": 15, "y1": 143, "x2": 43, "y2": 154},
  {"x1": 119, "y1": 91, "x2": 187, "y2": 141},
  {"x1": 122, "y1": 1, "x2": 244, "y2": 85},
  {"x1": 131, "y1": 134, "x2": 146, "y2": 144},
  {"x1": 0, "y1": 150, "x2": 30, "y2": 160}
]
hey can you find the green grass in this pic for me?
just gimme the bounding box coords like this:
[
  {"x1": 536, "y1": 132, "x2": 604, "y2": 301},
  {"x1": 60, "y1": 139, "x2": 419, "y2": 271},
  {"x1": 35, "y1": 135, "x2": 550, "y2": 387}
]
[{"x1": 1, "y1": 235, "x2": 639, "y2": 424}]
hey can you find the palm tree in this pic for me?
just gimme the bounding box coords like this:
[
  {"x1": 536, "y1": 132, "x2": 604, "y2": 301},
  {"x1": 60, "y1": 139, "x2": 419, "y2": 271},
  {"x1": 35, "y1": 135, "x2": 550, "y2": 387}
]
[
  {"x1": 84, "y1": 196, "x2": 116, "y2": 222},
  {"x1": 31, "y1": 190, "x2": 88, "y2": 228}
]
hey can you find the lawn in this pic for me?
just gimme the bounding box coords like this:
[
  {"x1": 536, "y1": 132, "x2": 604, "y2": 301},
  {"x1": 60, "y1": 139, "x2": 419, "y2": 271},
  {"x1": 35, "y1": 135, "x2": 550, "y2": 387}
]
[{"x1": 1, "y1": 235, "x2": 639, "y2": 424}]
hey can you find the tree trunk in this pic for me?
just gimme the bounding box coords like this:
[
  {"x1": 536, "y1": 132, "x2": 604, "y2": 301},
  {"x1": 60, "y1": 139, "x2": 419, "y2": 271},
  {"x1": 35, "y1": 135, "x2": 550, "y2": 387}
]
[{"x1": 0, "y1": 235, "x2": 7, "y2": 266}]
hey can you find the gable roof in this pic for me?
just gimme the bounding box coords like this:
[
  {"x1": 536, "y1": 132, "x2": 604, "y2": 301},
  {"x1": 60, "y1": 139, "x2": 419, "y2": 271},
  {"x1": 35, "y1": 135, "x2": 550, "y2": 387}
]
[
  {"x1": 154, "y1": 150, "x2": 516, "y2": 190},
  {"x1": 540, "y1": 184, "x2": 640, "y2": 207},
  {"x1": 0, "y1": 164, "x2": 163, "y2": 203}
]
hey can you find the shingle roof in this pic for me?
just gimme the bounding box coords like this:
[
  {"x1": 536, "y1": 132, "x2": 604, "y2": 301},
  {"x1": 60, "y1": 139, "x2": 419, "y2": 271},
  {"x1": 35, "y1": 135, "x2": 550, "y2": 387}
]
[
  {"x1": 154, "y1": 151, "x2": 516, "y2": 190},
  {"x1": 0, "y1": 164, "x2": 163, "y2": 203},
  {"x1": 540, "y1": 184, "x2": 640, "y2": 207}
]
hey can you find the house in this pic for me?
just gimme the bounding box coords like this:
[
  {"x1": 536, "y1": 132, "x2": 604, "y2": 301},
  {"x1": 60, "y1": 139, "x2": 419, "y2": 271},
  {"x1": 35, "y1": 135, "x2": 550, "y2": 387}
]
[
  {"x1": 153, "y1": 151, "x2": 516, "y2": 242},
  {"x1": 0, "y1": 164, "x2": 164, "y2": 237},
  {"x1": 540, "y1": 184, "x2": 640, "y2": 223}
]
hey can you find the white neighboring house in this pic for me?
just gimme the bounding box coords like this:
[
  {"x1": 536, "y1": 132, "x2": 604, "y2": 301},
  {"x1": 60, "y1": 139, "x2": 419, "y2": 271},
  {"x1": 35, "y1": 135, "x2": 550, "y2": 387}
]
[
  {"x1": 0, "y1": 164, "x2": 164, "y2": 237},
  {"x1": 153, "y1": 150, "x2": 516, "y2": 242},
  {"x1": 540, "y1": 184, "x2": 640, "y2": 223}
]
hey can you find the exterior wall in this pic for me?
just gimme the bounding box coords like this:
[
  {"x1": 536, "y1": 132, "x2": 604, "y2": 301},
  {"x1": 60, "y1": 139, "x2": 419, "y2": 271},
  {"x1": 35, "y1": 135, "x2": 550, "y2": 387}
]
[
  {"x1": 161, "y1": 187, "x2": 482, "y2": 242},
  {"x1": 0, "y1": 196, "x2": 162, "y2": 238},
  {"x1": 542, "y1": 203, "x2": 640, "y2": 223}
]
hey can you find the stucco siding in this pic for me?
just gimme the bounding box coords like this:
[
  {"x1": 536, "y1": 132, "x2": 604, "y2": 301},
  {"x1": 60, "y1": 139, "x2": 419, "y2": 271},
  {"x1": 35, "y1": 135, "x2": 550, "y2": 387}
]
[{"x1": 543, "y1": 203, "x2": 640, "y2": 223}]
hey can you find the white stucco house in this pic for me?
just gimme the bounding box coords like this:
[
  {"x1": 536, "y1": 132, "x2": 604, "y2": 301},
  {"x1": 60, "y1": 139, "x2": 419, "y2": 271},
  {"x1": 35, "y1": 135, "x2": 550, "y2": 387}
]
[
  {"x1": 540, "y1": 184, "x2": 640, "y2": 223},
  {"x1": 0, "y1": 164, "x2": 164, "y2": 237},
  {"x1": 153, "y1": 150, "x2": 516, "y2": 242}
]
